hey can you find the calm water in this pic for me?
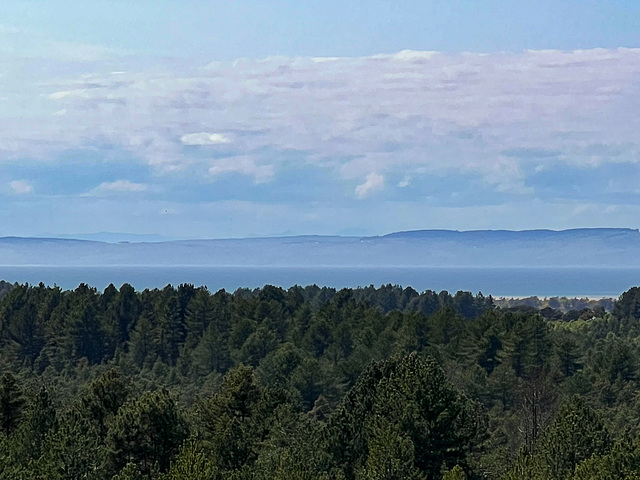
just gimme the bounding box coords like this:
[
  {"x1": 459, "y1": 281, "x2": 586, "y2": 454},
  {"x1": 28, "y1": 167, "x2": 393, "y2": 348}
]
[{"x1": 0, "y1": 266, "x2": 639, "y2": 298}]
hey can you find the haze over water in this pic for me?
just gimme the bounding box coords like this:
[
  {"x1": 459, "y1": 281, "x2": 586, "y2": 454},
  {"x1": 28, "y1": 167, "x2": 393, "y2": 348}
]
[{"x1": 1, "y1": 266, "x2": 637, "y2": 298}]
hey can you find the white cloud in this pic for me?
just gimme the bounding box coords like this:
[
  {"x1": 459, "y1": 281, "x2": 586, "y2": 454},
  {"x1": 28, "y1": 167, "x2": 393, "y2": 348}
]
[
  {"x1": 48, "y1": 90, "x2": 89, "y2": 100},
  {"x1": 355, "y1": 172, "x2": 385, "y2": 198},
  {"x1": 2, "y1": 45, "x2": 640, "y2": 192},
  {"x1": 398, "y1": 176, "x2": 412, "y2": 188},
  {"x1": 180, "y1": 132, "x2": 231, "y2": 146},
  {"x1": 209, "y1": 156, "x2": 274, "y2": 183},
  {"x1": 9, "y1": 180, "x2": 33, "y2": 195},
  {"x1": 390, "y1": 50, "x2": 440, "y2": 62},
  {"x1": 90, "y1": 180, "x2": 148, "y2": 195}
]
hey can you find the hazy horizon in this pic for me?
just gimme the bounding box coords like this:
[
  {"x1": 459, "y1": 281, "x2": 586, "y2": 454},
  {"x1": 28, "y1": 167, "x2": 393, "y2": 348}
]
[{"x1": 0, "y1": 226, "x2": 634, "y2": 244}]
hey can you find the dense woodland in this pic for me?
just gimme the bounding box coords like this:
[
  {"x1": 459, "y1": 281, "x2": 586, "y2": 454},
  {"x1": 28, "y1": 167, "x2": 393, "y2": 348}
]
[{"x1": 1, "y1": 279, "x2": 640, "y2": 478}]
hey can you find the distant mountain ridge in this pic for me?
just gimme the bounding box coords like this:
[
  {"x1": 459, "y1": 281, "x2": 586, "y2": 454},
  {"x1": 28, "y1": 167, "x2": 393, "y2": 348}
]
[
  {"x1": 381, "y1": 228, "x2": 639, "y2": 240},
  {"x1": 0, "y1": 228, "x2": 638, "y2": 267}
]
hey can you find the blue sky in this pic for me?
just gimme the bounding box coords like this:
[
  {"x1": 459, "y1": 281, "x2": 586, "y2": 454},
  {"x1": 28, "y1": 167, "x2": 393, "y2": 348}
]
[{"x1": 1, "y1": 2, "x2": 639, "y2": 239}]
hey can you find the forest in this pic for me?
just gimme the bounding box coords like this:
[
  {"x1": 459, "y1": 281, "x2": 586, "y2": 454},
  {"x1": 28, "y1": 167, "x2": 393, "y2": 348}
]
[{"x1": 1, "y1": 279, "x2": 640, "y2": 479}]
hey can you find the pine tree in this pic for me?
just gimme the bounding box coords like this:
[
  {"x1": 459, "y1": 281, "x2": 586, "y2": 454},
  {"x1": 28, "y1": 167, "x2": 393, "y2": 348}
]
[
  {"x1": 0, "y1": 372, "x2": 25, "y2": 436},
  {"x1": 195, "y1": 366, "x2": 279, "y2": 473},
  {"x1": 69, "y1": 298, "x2": 103, "y2": 364},
  {"x1": 165, "y1": 438, "x2": 219, "y2": 480},
  {"x1": 19, "y1": 385, "x2": 58, "y2": 461},
  {"x1": 537, "y1": 396, "x2": 611, "y2": 480},
  {"x1": 193, "y1": 320, "x2": 231, "y2": 374},
  {"x1": 156, "y1": 296, "x2": 184, "y2": 365},
  {"x1": 38, "y1": 406, "x2": 104, "y2": 480},
  {"x1": 355, "y1": 418, "x2": 424, "y2": 480},
  {"x1": 325, "y1": 353, "x2": 487, "y2": 480},
  {"x1": 78, "y1": 368, "x2": 132, "y2": 439},
  {"x1": 129, "y1": 313, "x2": 155, "y2": 368},
  {"x1": 105, "y1": 389, "x2": 188, "y2": 476},
  {"x1": 442, "y1": 465, "x2": 467, "y2": 480},
  {"x1": 185, "y1": 288, "x2": 215, "y2": 348}
]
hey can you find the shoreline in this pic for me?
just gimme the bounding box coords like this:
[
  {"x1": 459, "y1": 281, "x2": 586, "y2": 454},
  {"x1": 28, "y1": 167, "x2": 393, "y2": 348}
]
[{"x1": 494, "y1": 295, "x2": 616, "y2": 300}]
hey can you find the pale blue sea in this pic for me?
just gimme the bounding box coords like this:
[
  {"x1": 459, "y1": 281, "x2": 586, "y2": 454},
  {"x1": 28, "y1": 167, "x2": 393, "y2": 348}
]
[{"x1": 0, "y1": 266, "x2": 639, "y2": 298}]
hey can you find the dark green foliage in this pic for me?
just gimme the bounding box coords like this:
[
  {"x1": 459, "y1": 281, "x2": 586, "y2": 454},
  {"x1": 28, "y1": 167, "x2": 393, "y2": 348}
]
[
  {"x1": 195, "y1": 365, "x2": 289, "y2": 473},
  {"x1": 1, "y1": 281, "x2": 640, "y2": 479},
  {"x1": 129, "y1": 312, "x2": 155, "y2": 368},
  {"x1": 39, "y1": 406, "x2": 104, "y2": 480},
  {"x1": 78, "y1": 368, "x2": 132, "y2": 438},
  {"x1": 156, "y1": 295, "x2": 184, "y2": 365},
  {"x1": 18, "y1": 384, "x2": 58, "y2": 463},
  {"x1": 0, "y1": 372, "x2": 25, "y2": 436},
  {"x1": 0, "y1": 283, "x2": 51, "y2": 367},
  {"x1": 0, "y1": 281, "x2": 14, "y2": 301},
  {"x1": 553, "y1": 332, "x2": 582, "y2": 377},
  {"x1": 572, "y1": 437, "x2": 640, "y2": 480},
  {"x1": 164, "y1": 438, "x2": 219, "y2": 479},
  {"x1": 443, "y1": 465, "x2": 467, "y2": 480},
  {"x1": 503, "y1": 397, "x2": 612, "y2": 480},
  {"x1": 613, "y1": 287, "x2": 640, "y2": 321},
  {"x1": 598, "y1": 334, "x2": 637, "y2": 382},
  {"x1": 106, "y1": 389, "x2": 188, "y2": 476},
  {"x1": 184, "y1": 288, "x2": 214, "y2": 347},
  {"x1": 355, "y1": 417, "x2": 424, "y2": 480},
  {"x1": 537, "y1": 396, "x2": 611, "y2": 479},
  {"x1": 326, "y1": 353, "x2": 487, "y2": 479},
  {"x1": 69, "y1": 294, "x2": 103, "y2": 363}
]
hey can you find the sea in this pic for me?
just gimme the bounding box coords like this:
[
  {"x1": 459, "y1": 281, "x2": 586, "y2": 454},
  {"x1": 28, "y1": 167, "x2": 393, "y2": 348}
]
[{"x1": 0, "y1": 266, "x2": 639, "y2": 298}]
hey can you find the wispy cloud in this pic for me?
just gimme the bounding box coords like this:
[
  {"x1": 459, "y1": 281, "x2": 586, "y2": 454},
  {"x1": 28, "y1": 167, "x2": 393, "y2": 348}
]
[
  {"x1": 355, "y1": 172, "x2": 385, "y2": 198},
  {"x1": 180, "y1": 132, "x2": 231, "y2": 146},
  {"x1": 9, "y1": 180, "x2": 33, "y2": 195},
  {"x1": 4, "y1": 47, "x2": 635, "y2": 188},
  {"x1": 2, "y1": 42, "x2": 640, "y2": 234},
  {"x1": 89, "y1": 180, "x2": 148, "y2": 195},
  {"x1": 209, "y1": 156, "x2": 274, "y2": 183},
  {"x1": 398, "y1": 176, "x2": 412, "y2": 188}
]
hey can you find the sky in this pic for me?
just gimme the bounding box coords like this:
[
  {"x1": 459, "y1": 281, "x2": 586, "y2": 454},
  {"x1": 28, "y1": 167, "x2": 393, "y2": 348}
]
[{"x1": 1, "y1": 1, "x2": 639, "y2": 239}]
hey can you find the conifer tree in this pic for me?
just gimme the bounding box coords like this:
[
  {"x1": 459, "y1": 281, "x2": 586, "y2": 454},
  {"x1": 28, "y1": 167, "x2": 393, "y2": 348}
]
[
  {"x1": 537, "y1": 396, "x2": 611, "y2": 480},
  {"x1": 157, "y1": 296, "x2": 184, "y2": 365},
  {"x1": 129, "y1": 313, "x2": 155, "y2": 368},
  {"x1": 19, "y1": 385, "x2": 58, "y2": 461},
  {"x1": 0, "y1": 372, "x2": 25, "y2": 436},
  {"x1": 185, "y1": 288, "x2": 214, "y2": 348},
  {"x1": 106, "y1": 389, "x2": 187, "y2": 476}
]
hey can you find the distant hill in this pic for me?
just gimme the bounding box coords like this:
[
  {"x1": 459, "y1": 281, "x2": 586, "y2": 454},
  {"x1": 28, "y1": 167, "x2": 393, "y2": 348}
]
[
  {"x1": 49, "y1": 232, "x2": 170, "y2": 243},
  {"x1": 0, "y1": 228, "x2": 638, "y2": 267}
]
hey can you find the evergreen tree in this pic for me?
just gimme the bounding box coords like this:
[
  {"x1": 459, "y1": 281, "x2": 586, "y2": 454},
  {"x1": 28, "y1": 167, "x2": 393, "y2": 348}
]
[
  {"x1": 325, "y1": 352, "x2": 487, "y2": 480},
  {"x1": 69, "y1": 297, "x2": 103, "y2": 363},
  {"x1": 572, "y1": 437, "x2": 640, "y2": 480},
  {"x1": 536, "y1": 396, "x2": 611, "y2": 480},
  {"x1": 442, "y1": 465, "x2": 467, "y2": 480},
  {"x1": 193, "y1": 320, "x2": 231, "y2": 374},
  {"x1": 129, "y1": 313, "x2": 156, "y2": 368},
  {"x1": 78, "y1": 369, "x2": 132, "y2": 439},
  {"x1": 19, "y1": 385, "x2": 58, "y2": 462},
  {"x1": 184, "y1": 288, "x2": 214, "y2": 347},
  {"x1": 165, "y1": 438, "x2": 219, "y2": 480},
  {"x1": 355, "y1": 417, "x2": 424, "y2": 480},
  {"x1": 105, "y1": 389, "x2": 188, "y2": 476},
  {"x1": 0, "y1": 372, "x2": 25, "y2": 436},
  {"x1": 156, "y1": 295, "x2": 184, "y2": 365},
  {"x1": 195, "y1": 366, "x2": 285, "y2": 473},
  {"x1": 39, "y1": 407, "x2": 104, "y2": 480}
]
